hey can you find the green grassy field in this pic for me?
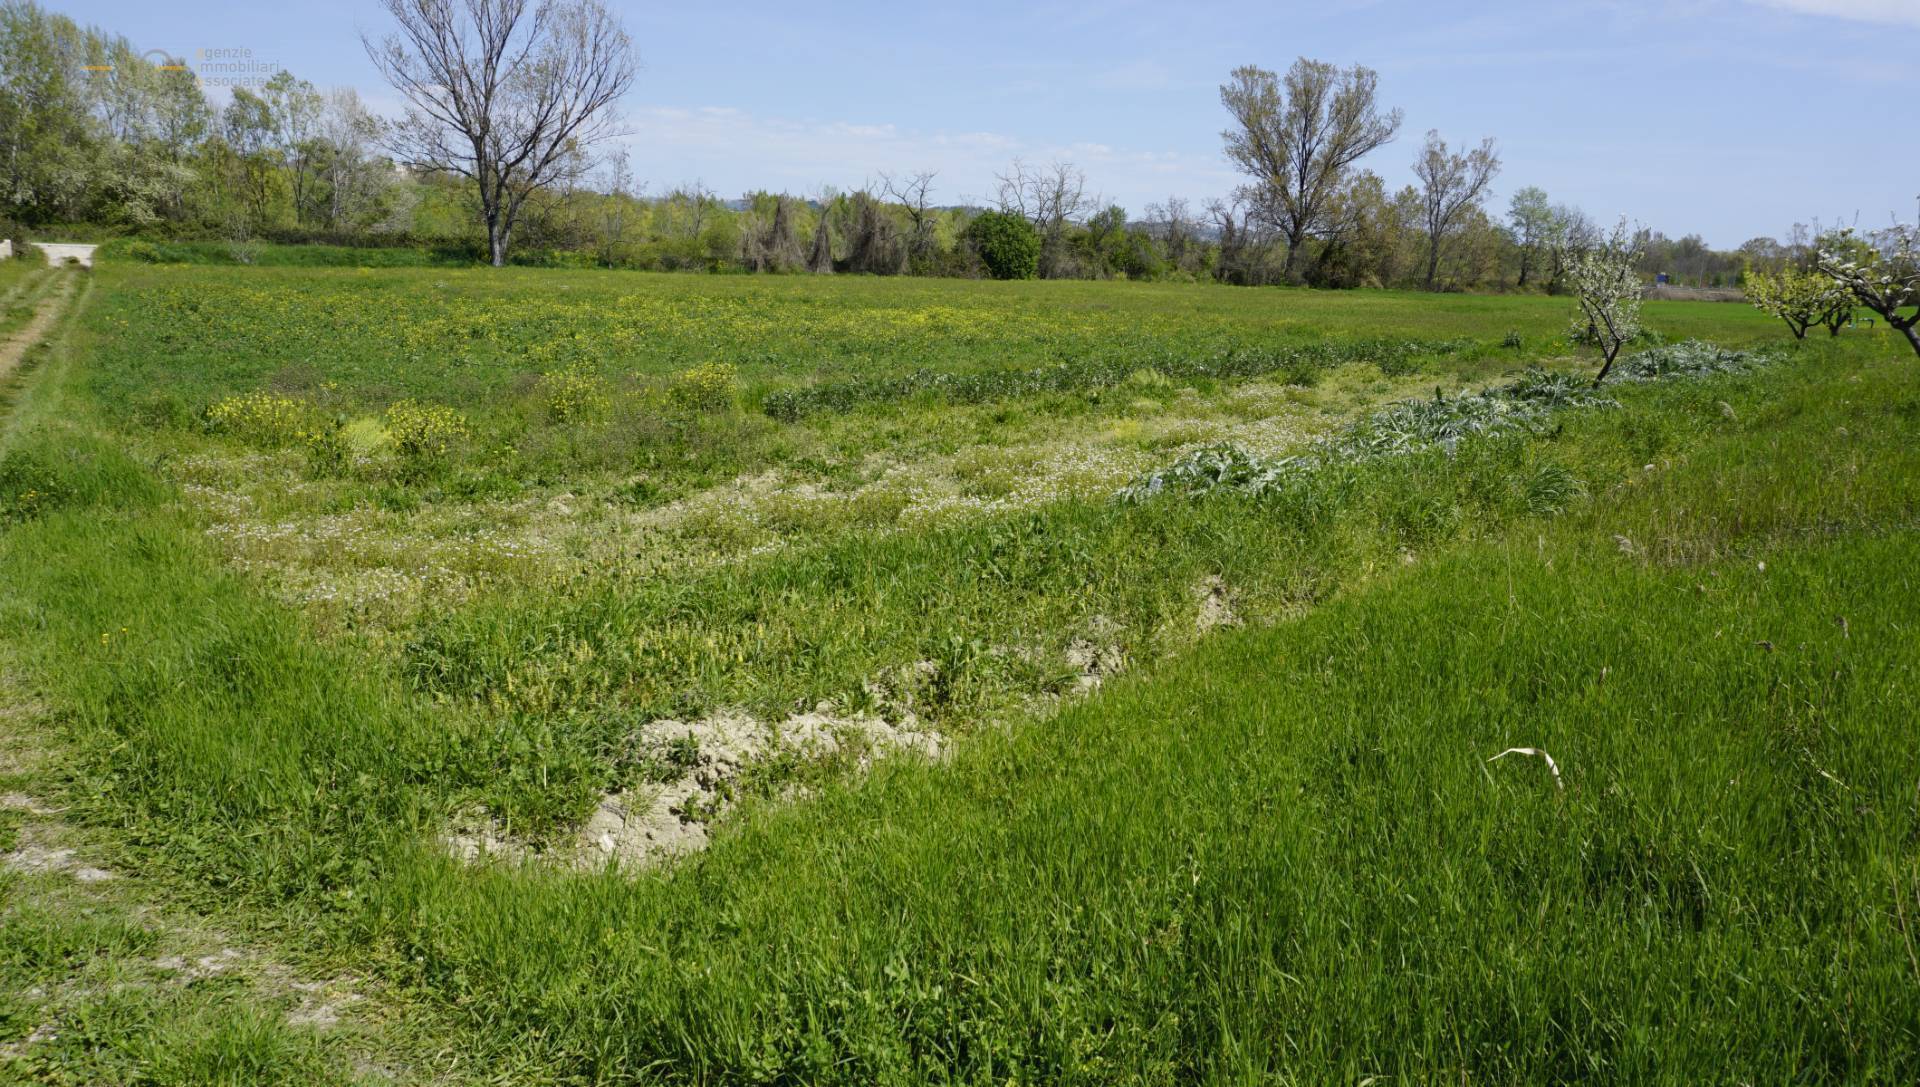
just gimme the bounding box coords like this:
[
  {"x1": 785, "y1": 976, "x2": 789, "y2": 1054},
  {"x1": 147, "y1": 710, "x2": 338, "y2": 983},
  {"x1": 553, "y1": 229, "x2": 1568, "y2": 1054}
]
[{"x1": 2, "y1": 261, "x2": 1916, "y2": 1083}]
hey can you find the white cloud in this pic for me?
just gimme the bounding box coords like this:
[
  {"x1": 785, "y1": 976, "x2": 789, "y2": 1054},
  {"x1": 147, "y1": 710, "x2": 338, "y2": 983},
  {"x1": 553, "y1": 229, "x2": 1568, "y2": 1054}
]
[
  {"x1": 1749, "y1": 0, "x2": 1920, "y2": 26},
  {"x1": 616, "y1": 105, "x2": 1238, "y2": 213}
]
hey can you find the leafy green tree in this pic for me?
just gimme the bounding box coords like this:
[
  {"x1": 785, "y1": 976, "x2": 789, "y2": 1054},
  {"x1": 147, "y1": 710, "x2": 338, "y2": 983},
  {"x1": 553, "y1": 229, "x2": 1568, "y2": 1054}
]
[
  {"x1": 315, "y1": 88, "x2": 393, "y2": 231},
  {"x1": 1412, "y1": 129, "x2": 1500, "y2": 290},
  {"x1": 1508, "y1": 186, "x2": 1553, "y2": 289},
  {"x1": 223, "y1": 89, "x2": 287, "y2": 229},
  {"x1": 964, "y1": 210, "x2": 1040, "y2": 280},
  {"x1": 1219, "y1": 58, "x2": 1403, "y2": 282},
  {"x1": 0, "y1": 1, "x2": 97, "y2": 221},
  {"x1": 260, "y1": 71, "x2": 323, "y2": 224}
]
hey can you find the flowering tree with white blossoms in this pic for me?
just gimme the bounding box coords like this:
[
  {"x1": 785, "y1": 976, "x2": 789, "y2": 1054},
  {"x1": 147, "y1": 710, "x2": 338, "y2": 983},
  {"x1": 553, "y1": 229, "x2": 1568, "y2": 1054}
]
[
  {"x1": 1818, "y1": 224, "x2": 1920, "y2": 359},
  {"x1": 1566, "y1": 218, "x2": 1645, "y2": 386}
]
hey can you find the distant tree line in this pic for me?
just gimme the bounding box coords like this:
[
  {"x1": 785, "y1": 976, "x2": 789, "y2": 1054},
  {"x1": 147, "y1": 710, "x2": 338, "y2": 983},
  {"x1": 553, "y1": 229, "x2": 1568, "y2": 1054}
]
[{"x1": 0, "y1": 1, "x2": 1790, "y2": 292}]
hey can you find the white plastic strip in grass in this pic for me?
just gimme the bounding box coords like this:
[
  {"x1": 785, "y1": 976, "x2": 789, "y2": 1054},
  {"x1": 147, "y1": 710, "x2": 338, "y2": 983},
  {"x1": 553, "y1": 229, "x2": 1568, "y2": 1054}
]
[{"x1": 1488, "y1": 747, "x2": 1564, "y2": 791}]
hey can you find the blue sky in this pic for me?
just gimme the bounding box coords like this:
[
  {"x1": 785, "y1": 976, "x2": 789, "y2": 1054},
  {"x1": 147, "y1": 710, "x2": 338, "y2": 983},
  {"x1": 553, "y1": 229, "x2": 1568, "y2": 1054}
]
[{"x1": 64, "y1": 0, "x2": 1920, "y2": 247}]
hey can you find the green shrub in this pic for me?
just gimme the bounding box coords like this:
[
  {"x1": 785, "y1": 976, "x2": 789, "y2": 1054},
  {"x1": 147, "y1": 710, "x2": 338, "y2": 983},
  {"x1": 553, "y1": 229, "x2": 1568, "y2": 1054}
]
[
  {"x1": 301, "y1": 419, "x2": 351, "y2": 475},
  {"x1": 964, "y1": 211, "x2": 1040, "y2": 281},
  {"x1": 130, "y1": 391, "x2": 194, "y2": 430}
]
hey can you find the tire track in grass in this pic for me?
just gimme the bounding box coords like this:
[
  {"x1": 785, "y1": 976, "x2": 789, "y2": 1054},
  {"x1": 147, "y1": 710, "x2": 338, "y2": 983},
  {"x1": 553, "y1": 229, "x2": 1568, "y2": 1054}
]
[{"x1": 0, "y1": 269, "x2": 76, "y2": 383}]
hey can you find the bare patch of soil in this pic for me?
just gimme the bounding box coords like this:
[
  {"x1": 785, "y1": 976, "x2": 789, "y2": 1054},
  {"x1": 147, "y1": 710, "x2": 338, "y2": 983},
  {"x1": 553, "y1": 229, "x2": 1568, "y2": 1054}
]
[
  {"x1": 449, "y1": 707, "x2": 943, "y2": 871},
  {"x1": 1194, "y1": 575, "x2": 1241, "y2": 634},
  {"x1": 1066, "y1": 614, "x2": 1128, "y2": 693}
]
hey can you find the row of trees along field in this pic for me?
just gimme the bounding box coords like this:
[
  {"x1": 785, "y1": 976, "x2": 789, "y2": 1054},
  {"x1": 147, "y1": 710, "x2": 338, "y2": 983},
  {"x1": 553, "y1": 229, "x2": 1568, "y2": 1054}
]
[{"x1": 0, "y1": 0, "x2": 1864, "y2": 294}]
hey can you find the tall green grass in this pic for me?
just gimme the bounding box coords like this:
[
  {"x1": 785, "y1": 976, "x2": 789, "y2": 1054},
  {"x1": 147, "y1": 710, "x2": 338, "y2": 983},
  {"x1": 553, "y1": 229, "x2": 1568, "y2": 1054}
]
[{"x1": 376, "y1": 346, "x2": 1920, "y2": 1082}]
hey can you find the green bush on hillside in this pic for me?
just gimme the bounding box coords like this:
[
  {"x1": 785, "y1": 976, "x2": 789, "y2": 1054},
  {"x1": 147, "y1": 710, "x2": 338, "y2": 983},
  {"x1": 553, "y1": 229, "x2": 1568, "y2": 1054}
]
[{"x1": 965, "y1": 211, "x2": 1040, "y2": 281}]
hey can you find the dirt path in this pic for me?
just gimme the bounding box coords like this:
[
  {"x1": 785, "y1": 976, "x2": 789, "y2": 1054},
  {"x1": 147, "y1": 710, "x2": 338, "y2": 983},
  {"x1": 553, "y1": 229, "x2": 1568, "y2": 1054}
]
[{"x1": 0, "y1": 268, "x2": 76, "y2": 382}]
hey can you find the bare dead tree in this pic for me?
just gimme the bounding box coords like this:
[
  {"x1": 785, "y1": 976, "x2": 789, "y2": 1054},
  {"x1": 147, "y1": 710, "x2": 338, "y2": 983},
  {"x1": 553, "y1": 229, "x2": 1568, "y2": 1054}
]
[
  {"x1": 996, "y1": 158, "x2": 1093, "y2": 278},
  {"x1": 363, "y1": 0, "x2": 636, "y2": 266},
  {"x1": 767, "y1": 195, "x2": 804, "y2": 272},
  {"x1": 1219, "y1": 58, "x2": 1401, "y2": 282},
  {"x1": 1206, "y1": 192, "x2": 1281, "y2": 286},
  {"x1": 1145, "y1": 195, "x2": 1196, "y2": 272},
  {"x1": 807, "y1": 203, "x2": 834, "y2": 274},
  {"x1": 592, "y1": 148, "x2": 640, "y2": 266},
  {"x1": 882, "y1": 170, "x2": 939, "y2": 270},
  {"x1": 737, "y1": 206, "x2": 768, "y2": 272},
  {"x1": 1206, "y1": 196, "x2": 1245, "y2": 283},
  {"x1": 1413, "y1": 130, "x2": 1501, "y2": 290},
  {"x1": 845, "y1": 188, "x2": 905, "y2": 275},
  {"x1": 740, "y1": 193, "x2": 805, "y2": 273}
]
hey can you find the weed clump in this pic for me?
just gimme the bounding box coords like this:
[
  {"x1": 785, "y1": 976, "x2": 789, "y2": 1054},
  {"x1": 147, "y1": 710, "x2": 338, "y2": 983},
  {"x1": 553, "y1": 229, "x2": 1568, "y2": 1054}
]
[
  {"x1": 1613, "y1": 339, "x2": 1765, "y2": 381},
  {"x1": 667, "y1": 362, "x2": 737, "y2": 413},
  {"x1": 205, "y1": 391, "x2": 320, "y2": 447},
  {"x1": 299, "y1": 419, "x2": 351, "y2": 474},
  {"x1": 537, "y1": 364, "x2": 613, "y2": 425},
  {"x1": 385, "y1": 399, "x2": 471, "y2": 468},
  {"x1": 1124, "y1": 368, "x2": 1177, "y2": 393}
]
